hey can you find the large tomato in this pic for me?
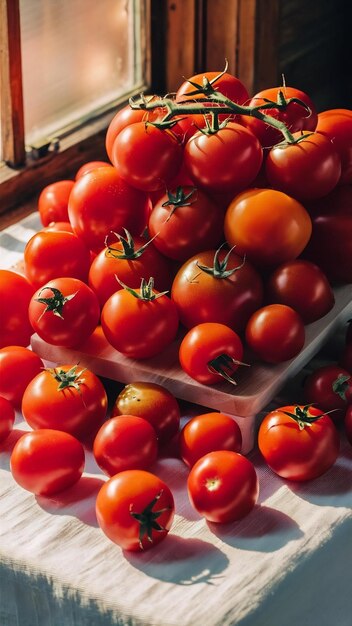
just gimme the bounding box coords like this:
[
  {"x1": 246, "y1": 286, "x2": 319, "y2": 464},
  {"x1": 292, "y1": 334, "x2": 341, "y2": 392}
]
[
  {"x1": 10, "y1": 429, "x2": 85, "y2": 496},
  {"x1": 245, "y1": 304, "x2": 305, "y2": 363},
  {"x1": 316, "y1": 112, "x2": 352, "y2": 184},
  {"x1": 239, "y1": 86, "x2": 318, "y2": 147},
  {"x1": 303, "y1": 365, "x2": 352, "y2": 422},
  {"x1": 0, "y1": 270, "x2": 34, "y2": 348},
  {"x1": 258, "y1": 405, "x2": 340, "y2": 481},
  {"x1": 0, "y1": 346, "x2": 43, "y2": 409},
  {"x1": 187, "y1": 450, "x2": 259, "y2": 523},
  {"x1": 265, "y1": 131, "x2": 341, "y2": 200},
  {"x1": 38, "y1": 180, "x2": 75, "y2": 226},
  {"x1": 96, "y1": 470, "x2": 175, "y2": 551},
  {"x1": 224, "y1": 188, "x2": 312, "y2": 268},
  {"x1": 171, "y1": 247, "x2": 263, "y2": 332},
  {"x1": 22, "y1": 364, "x2": 108, "y2": 441},
  {"x1": 68, "y1": 167, "x2": 149, "y2": 251},
  {"x1": 179, "y1": 412, "x2": 242, "y2": 467},
  {"x1": 0, "y1": 397, "x2": 15, "y2": 443}
]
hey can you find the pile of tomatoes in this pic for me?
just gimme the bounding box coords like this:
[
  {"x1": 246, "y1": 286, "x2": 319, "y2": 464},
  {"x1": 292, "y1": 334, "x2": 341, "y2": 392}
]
[{"x1": 1, "y1": 67, "x2": 352, "y2": 552}]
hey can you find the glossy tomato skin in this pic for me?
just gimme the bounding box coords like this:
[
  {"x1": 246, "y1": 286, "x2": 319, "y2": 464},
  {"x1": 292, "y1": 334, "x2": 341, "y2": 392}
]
[
  {"x1": 22, "y1": 365, "x2": 108, "y2": 441},
  {"x1": 224, "y1": 188, "x2": 312, "y2": 268},
  {"x1": 93, "y1": 415, "x2": 158, "y2": 476},
  {"x1": 176, "y1": 71, "x2": 249, "y2": 106},
  {"x1": 0, "y1": 346, "x2": 44, "y2": 409},
  {"x1": 96, "y1": 470, "x2": 175, "y2": 551},
  {"x1": 316, "y1": 112, "x2": 352, "y2": 184},
  {"x1": 111, "y1": 123, "x2": 183, "y2": 192},
  {"x1": 43, "y1": 221, "x2": 74, "y2": 233},
  {"x1": 105, "y1": 105, "x2": 146, "y2": 162},
  {"x1": 75, "y1": 161, "x2": 111, "y2": 179},
  {"x1": 246, "y1": 304, "x2": 305, "y2": 363},
  {"x1": 0, "y1": 270, "x2": 34, "y2": 348},
  {"x1": 266, "y1": 260, "x2": 335, "y2": 324},
  {"x1": 240, "y1": 86, "x2": 318, "y2": 147},
  {"x1": 258, "y1": 406, "x2": 339, "y2": 481},
  {"x1": 265, "y1": 131, "x2": 341, "y2": 200},
  {"x1": 24, "y1": 230, "x2": 91, "y2": 288},
  {"x1": 0, "y1": 396, "x2": 15, "y2": 443},
  {"x1": 10, "y1": 429, "x2": 85, "y2": 496},
  {"x1": 179, "y1": 323, "x2": 244, "y2": 385},
  {"x1": 184, "y1": 123, "x2": 263, "y2": 194},
  {"x1": 171, "y1": 249, "x2": 263, "y2": 332},
  {"x1": 101, "y1": 288, "x2": 179, "y2": 359},
  {"x1": 38, "y1": 180, "x2": 75, "y2": 226},
  {"x1": 148, "y1": 187, "x2": 224, "y2": 262},
  {"x1": 345, "y1": 405, "x2": 352, "y2": 446},
  {"x1": 180, "y1": 413, "x2": 242, "y2": 467},
  {"x1": 88, "y1": 236, "x2": 172, "y2": 307},
  {"x1": 68, "y1": 167, "x2": 149, "y2": 252},
  {"x1": 29, "y1": 278, "x2": 100, "y2": 347},
  {"x1": 112, "y1": 382, "x2": 180, "y2": 444},
  {"x1": 303, "y1": 365, "x2": 351, "y2": 423},
  {"x1": 187, "y1": 450, "x2": 259, "y2": 523}
]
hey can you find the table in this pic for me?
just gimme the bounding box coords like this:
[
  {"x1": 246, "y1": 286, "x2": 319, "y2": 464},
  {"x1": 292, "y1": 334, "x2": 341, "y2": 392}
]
[{"x1": 1, "y1": 214, "x2": 352, "y2": 626}]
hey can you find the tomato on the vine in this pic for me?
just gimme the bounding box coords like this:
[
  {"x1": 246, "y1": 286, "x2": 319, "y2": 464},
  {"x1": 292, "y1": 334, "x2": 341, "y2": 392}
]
[
  {"x1": 105, "y1": 105, "x2": 147, "y2": 162},
  {"x1": 179, "y1": 412, "x2": 242, "y2": 467},
  {"x1": 245, "y1": 304, "x2": 305, "y2": 363},
  {"x1": 0, "y1": 346, "x2": 44, "y2": 409},
  {"x1": 176, "y1": 70, "x2": 249, "y2": 108},
  {"x1": 38, "y1": 180, "x2": 75, "y2": 226},
  {"x1": 0, "y1": 270, "x2": 34, "y2": 348}
]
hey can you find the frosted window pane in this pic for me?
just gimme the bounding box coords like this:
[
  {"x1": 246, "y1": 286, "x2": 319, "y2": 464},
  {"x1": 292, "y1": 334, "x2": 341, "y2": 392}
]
[{"x1": 20, "y1": 0, "x2": 142, "y2": 145}]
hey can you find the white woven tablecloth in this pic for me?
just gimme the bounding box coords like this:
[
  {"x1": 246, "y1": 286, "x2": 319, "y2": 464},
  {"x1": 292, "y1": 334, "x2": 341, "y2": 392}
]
[{"x1": 1, "y1": 214, "x2": 352, "y2": 626}]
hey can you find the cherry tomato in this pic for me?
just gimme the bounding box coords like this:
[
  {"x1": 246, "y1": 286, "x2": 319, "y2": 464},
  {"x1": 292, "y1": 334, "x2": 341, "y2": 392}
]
[
  {"x1": 28, "y1": 278, "x2": 100, "y2": 348},
  {"x1": 171, "y1": 248, "x2": 263, "y2": 332},
  {"x1": 187, "y1": 450, "x2": 259, "y2": 523},
  {"x1": 22, "y1": 364, "x2": 107, "y2": 441},
  {"x1": 75, "y1": 161, "x2": 111, "y2": 179},
  {"x1": 180, "y1": 412, "x2": 242, "y2": 467},
  {"x1": 93, "y1": 415, "x2": 158, "y2": 476},
  {"x1": 184, "y1": 122, "x2": 263, "y2": 194},
  {"x1": 105, "y1": 105, "x2": 146, "y2": 162},
  {"x1": 96, "y1": 470, "x2": 175, "y2": 551},
  {"x1": 245, "y1": 304, "x2": 305, "y2": 363},
  {"x1": 258, "y1": 405, "x2": 339, "y2": 481},
  {"x1": 224, "y1": 188, "x2": 312, "y2": 268},
  {"x1": 265, "y1": 131, "x2": 341, "y2": 200},
  {"x1": 0, "y1": 270, "x2": 34, "y2": 348},
  {"x1": 24, "y1": 230, "x2": 91, "y2": 288},
  {"x1": 303, "y1": 365, "x2": 352, "y2": 422},
  {"x1": 179, "y1": 323, "x2": 244, "y2": 385},
  {"x1": 240, "y1": 86, "x2": 318, "y2": 147},
  {"x1": 266, "y1": 260, "x2": 335, "y2": 324},
  {"x1": 111, "y1": 122, "x2": 183, "y2": 192},
  {"x1": 0, "y1": 396, "x2": 15, "y2": 443},
  {"x1": 68, "y1": 167, "x2": 149, "y2": 252},
  {"x1": 11, "y1": 429, "x2": 85, "y2": 496},
  {"x1": 101, "y1": 279, "x2": 179, "y2": 359},
  {"x1": 112, "y1": 382, "x2": 180, "y2": 444},
  {"x1": 38, "y1": 180, "x2": 75, "y2": 226},
  {"x1": 316, "y1": 112, "x2": 352, "y2": 184},
  {"x1": 345, "y1": 405, "x2": 352, "y2": 446},
  {"x1": 0, "y1": 346, "x2": 44, "y2": 409}
]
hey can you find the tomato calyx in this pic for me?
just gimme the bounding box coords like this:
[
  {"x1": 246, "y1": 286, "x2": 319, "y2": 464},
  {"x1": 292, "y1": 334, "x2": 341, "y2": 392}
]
[
  {"x1": 207, "y1": 353, "x2": 249, "y2": 386},
  {"x1": 332, "y1": 374, "x2": 351, "y2": 401},
  {"x1": 116, "y1": 276, "x2": 169, "y2": 301},
  {"x1": 129, "y1": 490, "x2": 171, "y2": 549},
  {"x1": 162, "y1": 186, "x2": 197, "y2": 218},
  {"x1": 279, "y1": 404, "x2": 325, "y2": 430},
  {"x1": 46, "y1": 364, "x2": 87, "y2": 392},
  {"x1": 35, "y1": 286, "x2": 78, "y2": 320},
  {"x1": 105, "y1": 228, "x2": 157, "y2": 260},
  {"x1": 197, "y1": 244, "x2": 246, "y2": 279}
]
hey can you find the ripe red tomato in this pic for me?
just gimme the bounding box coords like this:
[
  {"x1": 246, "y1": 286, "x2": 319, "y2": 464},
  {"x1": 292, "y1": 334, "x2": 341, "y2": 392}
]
[
  {"x1": 224, "y1": 188, "x2": 312, "y2": 268},
  {"x1": 38, "y1": 180, "x2": 74, "y2": 226},
  {"x1": 0, "y1": 270, "x2": 34, "y2": 348},
  {"x1": 93, "y1": 415, "x2": 158, "y2": 476},
  {"x1": 171, "y1": 248, "x2": 263, "y2": 332},
  {"x1": 0, "y1": 346, "x2": 43, "y2": 409},
  {"x1": 22, "y1": 364, "x2": 107, "y2": 441},
  {"x1": 179, "y1": 323, "x2": 244, "y2": 385},
  {"x1": 265, "y1": 131, "x2": 341, "y2": 200},
  {"x1": 112, "y1": 382, "x2": 180, "y2": 444},
  {"x1": 105, "y1": 105, "x2": 146, "y2": 162},
  {"x1": 11, "y1": 429, "x2": 85, "y2": 496},
  {"x1": 316, "y1": 112, "x2": 352, "y2": 184},
  {"x1": 68, "y1": 167, "x2": 149, "y2": 252},
  {"x1": 240, "y1": 86, "x2": 318, "y2": 147},
  {"x1": 75, "y1": 161, "x2": 111, "y2": 179},
  {"x1": 0, "y1": 396, "x2": 15, "y2": 443},
  {"x1": 28, "y1": 278, "x2": 100, "y2": 347},
  {"x1": 180, "y1": 412, "x2": 242, "y2": 467},
  {"x1": 24, "y1": 230, "x2": 91, "y2": 288},
  {"x1": 303, "y1": 365, "x2": 352, "y2": 422},
  {"x1": 148, "y1": 187, "x2": 224, "y2": 262},
  {"x1": 184, "y1": 122, "x2": 263, "y2": 194},
  {"x1": 88, "y1": 231, "x2": 172, "y2": 307},
  {"x1": 96, "y1": 470, "x2": 175, "y2": 551},
  {"x1": 266, "y1": 260, "x2": 335, "y2": 324},
  {"x1": 43, "y1": 221, "x2": 73, "y2": 233},
  {"x1": 187, "y1": 450, "x2": 258, "y2": 523},
  {"x1": 245, "y1": 304, "x2": 305, "y2": 363},
  {"x1": 111, "y1": 122, "x2": 183, "y2": 192},
  {"x1": 176, "y1": 70, "x2": 249, "y2": 103},
  {"x1": 101, "y1": 279, "x2": 179, "y2": 359},
  {"x1": 258, "y1": 405, "x2": 339, "y2": 481},
  {"x1": 345, "y1": 405, "x2": 352, "y2": 446}
]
